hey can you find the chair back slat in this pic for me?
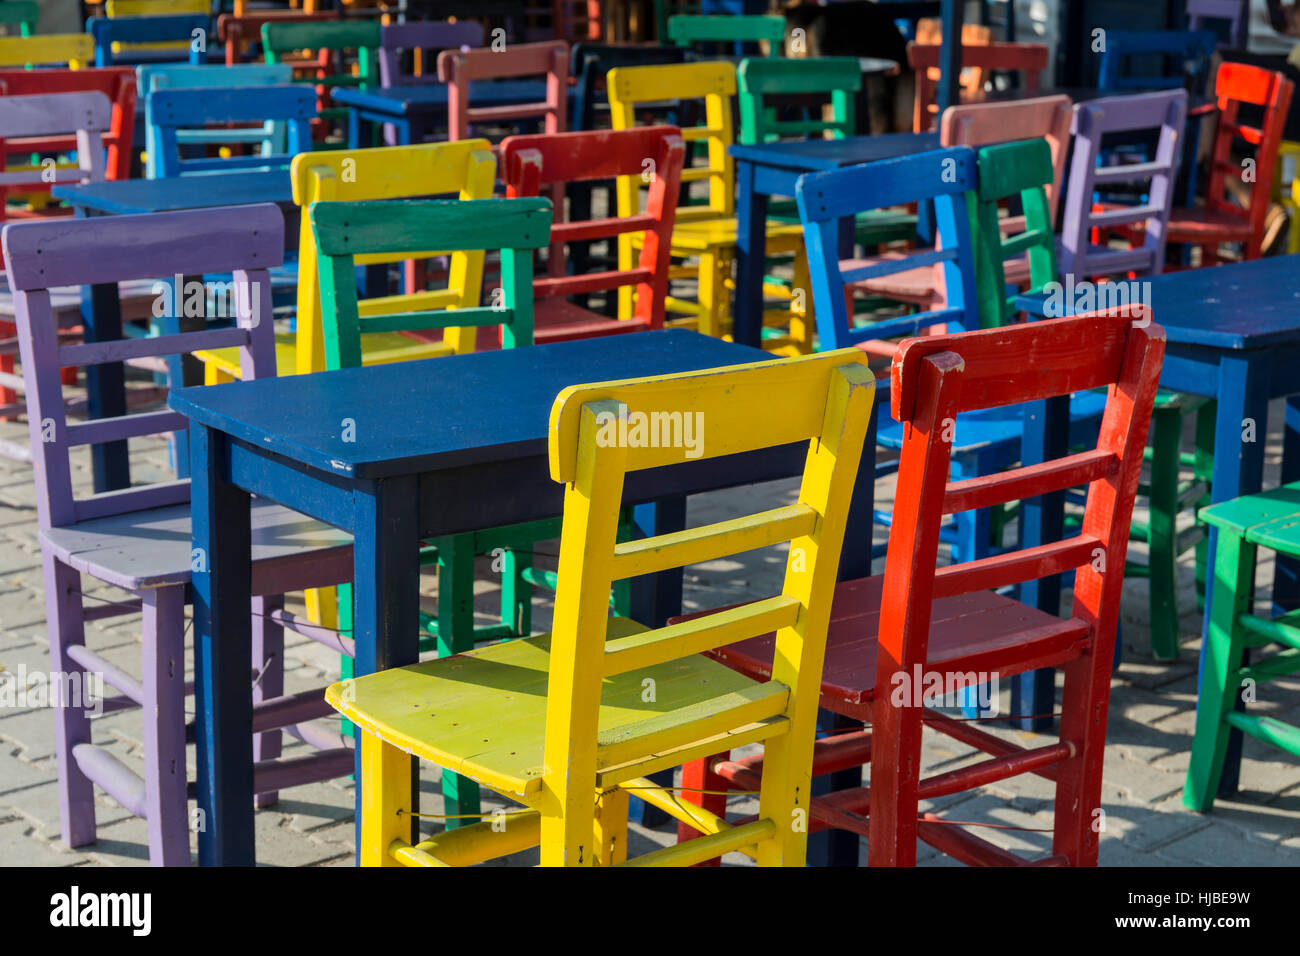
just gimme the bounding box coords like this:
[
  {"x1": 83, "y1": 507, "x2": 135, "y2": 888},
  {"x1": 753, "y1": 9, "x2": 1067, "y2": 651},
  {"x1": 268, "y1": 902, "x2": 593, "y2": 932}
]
[
  {"x1": 1096, "y1": 29, "x2": 1217, "y2": 92},
  {"x1": 0, "y1": 33, "x2": 93, "y2": 68},
  {"x1": 437, "y1": 40, "x2": 568, "y2": 140},
  {"x1": 1187, "y1": 0, "x2": 1247, "y2": 48},
  {"x1": 908, "y1": 42, "x2": 1048, "y2": 131},
  {"x1": 1059, "y1": 89, "x2": 1187, "y2": 279},
  {"x1": 3, "y1": 206, "x2": 283, "y2": 529},
  {"x1": 148, "y1": 84, "x2": 315, "y2": 177},
  {"x1": 667, "y1": 14, "x2": 784, "y2": 56},
  {"x1": 379, "y1": 20, "x2": 483, "y2": 86},
  {"x1": 88, "y1": 14, "x2": 211, "y2": 67},
  {"x1": 795, "y1": 146, "x2": 979, "y2": 350},
  {"x1": 737, "y1": 56, "x2": 860, "y2": 145}
]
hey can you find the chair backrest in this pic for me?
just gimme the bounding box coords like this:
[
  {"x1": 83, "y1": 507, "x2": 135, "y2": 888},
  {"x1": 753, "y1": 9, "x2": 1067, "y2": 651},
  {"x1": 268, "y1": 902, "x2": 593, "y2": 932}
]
[
  {"x1": 0, "y1": 1, "x2": 37, "y2": 36},
  {"x1": 970, "y1": 138, "x2": 1058, "y2": 326},
  {"x1": 217, "y1": 11, "x2": 339, "y2": 66},
  {"x1": 795, "y1": 146, "x2": 980, "y2": 350},
  {"x1": 940, "y1": 95, "x2": 1072, "y2": 226},
  {"x1": 261, "y1": 19, "x2": 380, "y2": 85},
  {"x1": 542, "y1": 347, "x2": 875, "y2": 866},
  {"x1": 523, "y1": 0, "x2": 603, "y2": 43},
  {"x1": 0, "y1": 68, "x2": 134, "y2": 181},
  {"x1": 148, "y1": 84, "x2": 315, "y2": 177},
  {"x1": 501, "y1": 126, "x2": 685, "y2": 326},
  {"x1": 1203, "y1": 61, "x2": 1294, "y2": 259},
  {"x1": 0, "y1": 92, "x2": 111, "y2": 220},
  {"x1": 88, "y1": 14, "x2": 210, "y2": 67},
  {"x1": 3, "y1": 204, "x2": 283, "y2": 529},
  {"x1": 0, "y1": 33, "x2": 93, "y2": 68},
  {"x1": 736, "y1": 56, "x2": 861, "y2": 145},
  {"x1": 569, "y1": 42, "x2": 686, "y2": 131},
  {"x1": 309, "y1": 197, "x2": 552, "y2": 369},
  {"x1": 105, "y1": 0, "x2": 210, "y2": 59},
  {"x1": 378, "y1": 20, "x2": 483, "y2": 87},
  {"x1": 1059, "y1": 89, "x2": 1187, "y2": 280},
  {"x1": 608, "y1": 61, "x2": 737, "y2": 221},
  {"x1": 907, "y1": 41, "x2": 1048, "y2": 131},
  {"x1": 1187, "y1": 0, "x2": 1246, "y2": 48},
  {"x1": 436, "y1": 40, "x2": 568, "y2": 141},
  {"x1": 915, "y1": 16, "x2": 992, "y2": 98},
  {"x1": 289, "y1": 139, "x2": 498, "y2": 373},
  {"x1": 1096, "y1": 29, "x2": 1217, "y2": 93},
  {"x1": 138, "y1": 63, "x2": 295, "y2": 177},
  {"x1": 667, "y1": 13, "x2": 785, "y2": 56},
  {"x1": 876, "y1": 310, "x2": 1164, "y2": 746}
]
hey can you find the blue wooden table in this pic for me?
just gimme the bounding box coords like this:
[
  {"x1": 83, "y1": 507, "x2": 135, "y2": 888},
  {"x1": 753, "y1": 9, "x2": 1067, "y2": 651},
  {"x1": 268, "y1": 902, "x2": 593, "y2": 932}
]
[
  {"x1": 729, "y1": 132, "x2": 939, "y2": 348},
  {"x1": 167, "y1": 329, "x2": 879, "y2": 865},
  {"x1": 51, "y1": 172, "x2": 295, "y2": 497},
  {"x1": 1018, "y1": 255, "x2": 1300, "y2": 793},
  {"x1": 332, "y1": 80, "x2": 550, "y2": 147}
]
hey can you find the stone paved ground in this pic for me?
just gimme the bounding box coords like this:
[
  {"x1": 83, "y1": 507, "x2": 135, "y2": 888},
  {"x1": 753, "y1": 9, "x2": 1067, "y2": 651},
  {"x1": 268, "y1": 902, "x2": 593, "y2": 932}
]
[{"x1": 0, "y1": 384, "x2": 1298, "y2": 867}]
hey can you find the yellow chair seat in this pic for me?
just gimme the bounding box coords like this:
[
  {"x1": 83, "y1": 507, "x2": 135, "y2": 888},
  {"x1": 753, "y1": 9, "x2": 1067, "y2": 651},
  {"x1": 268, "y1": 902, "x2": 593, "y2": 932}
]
[
  {"x1": 662, "y1": 216, "x2": 807, "y2": 254},
  {"x1": 196, "y1": 331, "x2": 454, "y2": 380},
  {"x1": 326, "y1": 615, "x2": 775, "y2": 801}
]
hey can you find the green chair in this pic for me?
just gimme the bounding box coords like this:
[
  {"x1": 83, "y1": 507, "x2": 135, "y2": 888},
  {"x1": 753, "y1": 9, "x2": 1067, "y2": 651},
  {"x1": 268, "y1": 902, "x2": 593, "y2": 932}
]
[
  {"x1": 0, "y1": 0, "x2": 37, "y2": 36},
  {"x1": 667, "y1": 13, "x2": 785, "y2": 56},
  {"x1": 263, "y1": 19, "x2": 379, "y2": 142},
  {"x1": 1185, "y1": 483, "x2": 1300, "y2": 811}
]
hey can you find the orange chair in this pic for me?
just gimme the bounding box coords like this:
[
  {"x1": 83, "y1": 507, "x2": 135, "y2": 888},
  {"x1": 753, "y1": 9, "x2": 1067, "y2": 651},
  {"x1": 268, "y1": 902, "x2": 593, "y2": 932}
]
[{"x1": 908, "y1": 41, "x2": 1048, "y2": 132}]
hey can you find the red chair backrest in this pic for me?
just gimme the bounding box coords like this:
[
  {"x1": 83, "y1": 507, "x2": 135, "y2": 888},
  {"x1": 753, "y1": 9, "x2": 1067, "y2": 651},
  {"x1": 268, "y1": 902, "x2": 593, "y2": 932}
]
[{"x1": 437, "y1": 40, "x2": 568, "y2": 141}]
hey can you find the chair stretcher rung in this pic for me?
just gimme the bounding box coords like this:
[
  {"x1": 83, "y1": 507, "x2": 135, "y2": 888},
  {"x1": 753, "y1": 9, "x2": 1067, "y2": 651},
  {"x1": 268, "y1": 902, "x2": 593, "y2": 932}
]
[
  {"x1": 65, "y1": 643, "x2": 143, "y2": 704},
  {"x1": 1237, "y1": 610, "x2": 1300, "y2": 651},
  {"x1": 72, "y1": 743, "x2": 147, "y2": 819},
  {"x1": 394, "y1": 809, "x2": 542, "y2": 866},
  {"x1": 618, "y1": 818, "x2": 775, "y2": 866},
  {"x1": 360, "y1": 306, "x2": 509, "y2": 334},
  {"x1": 1238, "y1": 646, "x2": 1300, "y2": 681},
  {"x1": 1222, "y1": 711, "x2": 1300, "y2": 756}
]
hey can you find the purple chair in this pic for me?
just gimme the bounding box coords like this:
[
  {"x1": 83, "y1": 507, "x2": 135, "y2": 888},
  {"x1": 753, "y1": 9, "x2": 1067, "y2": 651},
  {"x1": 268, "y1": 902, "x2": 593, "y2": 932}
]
[
  {"x1": 378, "y1": 20, "x2": 484, "y2": 87},
  {"x1": 1059, "y1": 89, "x2": 1188, "y2": 280},
  {"x1": 4, "y1": 204, "x2": 355, "y2": 865},
  {"x1": 1187, "y1": 0, "x2": 1247, "y2": 49}
]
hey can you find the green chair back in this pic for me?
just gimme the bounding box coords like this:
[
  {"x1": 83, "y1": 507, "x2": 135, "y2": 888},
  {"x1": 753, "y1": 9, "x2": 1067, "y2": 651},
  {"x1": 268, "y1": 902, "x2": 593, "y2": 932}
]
[{"x1": 736, "y1": 56, "x2": 860, "y2": 145}]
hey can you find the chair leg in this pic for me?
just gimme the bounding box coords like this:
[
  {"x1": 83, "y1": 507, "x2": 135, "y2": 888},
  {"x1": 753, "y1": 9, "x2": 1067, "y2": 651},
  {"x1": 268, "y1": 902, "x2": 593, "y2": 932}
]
[
  {"x1": 696, "y1": 251, "x2": 725, "y2": 340},
  {"x1": 1192, "y1": 401, "x2": 1216, "y2": 607},
  {"x1": 499, "y1": 543, "x2": 531, "y2": 637},
  {"x1": 677, "y1": 753, "x2": 728, "y2": 867},
  {"x1": 141, "y1": 584, "x2": 190, "y2": 865},
  {"x1": 1183, "y1": 530, "x2": 1255, "y2": 812},
  {"x1": 594, "y1": 786, "x2": 629, "y2": 865},
  {"x1": 1051, "y1": 654, "x2": 1108, "y2": 866},
  {"x1": 435, "y1": 535, "x2": 482, "y2": 828},
  {"x1": 1147, "y1": 405, "x2": 1182, "y2": 661},
  {"x1": 789, "y1": 251, "x2": 814, "y2": 354},
  {"x1": 0, "y1": 350, "x2": 15, "y2": 421},
  {"x1": 43, "y1": 554, "x2": 96, "y2": 849},
  {"x1": 252, "y1": 594, "x2": 284, "y2": 808},
  {"x1": 866, "y1": 696, "x2": 921, "y2": 867},
  {"x1": 359, "y1": 730, "x2": 409, "y2": 866}
]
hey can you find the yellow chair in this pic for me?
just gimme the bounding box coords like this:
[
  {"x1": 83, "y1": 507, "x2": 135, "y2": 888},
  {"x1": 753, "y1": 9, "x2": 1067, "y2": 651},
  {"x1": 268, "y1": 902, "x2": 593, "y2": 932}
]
[
  {"x1": 105, "y1": 0, "x2": 211, "y2": 57},
  {"x1": 0, "y1": 33, "x2": 93, "y2": 68},
  {"x1": 327, "y1": 348, "x2": 876, "y2": 866},
  {"x1": 1280, "y1": 141, "x2": 1300, "y2": 253},
  {"x1": 607, "y1": 61, "x2": 814, "y2": 355},
  {"x1": 198, "y1": 138, "x2": 497, "y2": 383}
]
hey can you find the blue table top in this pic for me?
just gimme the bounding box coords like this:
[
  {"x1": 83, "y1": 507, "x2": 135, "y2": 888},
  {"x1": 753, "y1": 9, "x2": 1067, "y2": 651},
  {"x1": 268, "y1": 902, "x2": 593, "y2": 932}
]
[
  {"x1": 54, "y1": 170, "x2": 292, "y2": 215},
  {"x1": 169, "y1": 330, "x2": 773, "y2": 479},
  {"x1": 729, "y1": 132, "x2": 941, "y2": 171},
  {"x1": 331, "y1": 80, "x2": 550, "y2": 116},
  {"x1": 1016, "y1": 256, "x2": 1300, "y2": 350}
]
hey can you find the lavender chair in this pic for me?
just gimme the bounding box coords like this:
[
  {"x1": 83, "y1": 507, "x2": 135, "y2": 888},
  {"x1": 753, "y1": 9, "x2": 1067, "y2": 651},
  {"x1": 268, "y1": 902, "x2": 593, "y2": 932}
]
[
  {"x1": 1187, "y1": 0, "x2": 1246, "y2": 49},
  {"x1": 1059, "y1": 89, "x2": 1188, "y2": 279},
  {"x1": 378, "y1": 20, "x2": 484, "y2": 87},
  {"x1": 4, "y1": 204, "x2": 355, "y2": 865}
]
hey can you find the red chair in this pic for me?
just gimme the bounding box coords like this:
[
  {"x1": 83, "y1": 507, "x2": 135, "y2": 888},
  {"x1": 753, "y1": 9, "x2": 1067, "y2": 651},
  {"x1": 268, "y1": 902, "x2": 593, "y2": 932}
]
[
  {"x1": 907, "y1": 41, "x2": 1048, "y2": 132},
  {"x1": 501, "y1": 126, "x2": 683, "y2": 343},
  {"x1": 217, "y1": 10, "x2": 339, "y2": 66},
  {"x1": 437, "y1": 40, "x2": 568, "y2": 142},
  {"x1": 0, "y1": 67, "x2": 135, "y2": 183},
  {"x1": 679, "y1": 308, "x2": 1164, "y2": 866},
  {"x1": 1165, "y1": 61, "x2": 1294, "y2": 263}
]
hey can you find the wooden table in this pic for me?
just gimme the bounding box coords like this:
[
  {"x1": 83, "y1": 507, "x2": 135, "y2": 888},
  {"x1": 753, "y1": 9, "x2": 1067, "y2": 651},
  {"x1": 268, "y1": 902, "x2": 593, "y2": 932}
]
[
  {"x1": 729, "y1": 131, "x2": 940, "y2": 349},
  {"x1": 168, "y1": 329, "x2": 880, "y2": 865},
  {"x1": 51, "y1": 172, "x2": 295, "y2": 496},
  {"x1": 1018, "y1": 255, "x2": 1300, "y2": 792},
  {"x1": 332, "y1": 80, "x2": 550, "y2": 147}
]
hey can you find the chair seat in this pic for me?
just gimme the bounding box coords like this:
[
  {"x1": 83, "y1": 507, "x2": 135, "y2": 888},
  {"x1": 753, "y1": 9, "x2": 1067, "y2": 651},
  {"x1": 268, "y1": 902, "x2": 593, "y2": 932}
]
[
  {"x1": 664, "y1": 216, "x2": 806, "y2": 254},
  {"x1": 710, "y1": 575, "x2": 1092, "y2": 721},
  {"x1": 1199, "y1": 481, "x2": 1300, "y2": 549},
  {"x1": 847, "y1": 254, "x2": 938, "y2": 301},
  {"x1": 532, "y1": 298, "x2": 649, "y2": 344},
  {"x1": 196, "y1": 330, "x2": 457, "y2": 378},
  {"x1": 1165, "y1": 206, "x2": 1253, "y2": 243},
  {"x1": 326, "y1": 615, "x2": 771, "y2": 800},
  {"x1": 41, "y1": 499, "x2": 352, "y2": 590}
]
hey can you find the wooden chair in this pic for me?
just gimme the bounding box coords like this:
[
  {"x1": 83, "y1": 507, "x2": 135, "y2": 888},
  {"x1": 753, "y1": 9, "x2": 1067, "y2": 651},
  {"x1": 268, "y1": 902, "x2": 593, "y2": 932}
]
[
  {"x1": 218, "y1": 10, "x2": 339, "y2": 66},
  {"x1": 378, "y1": 20, "x2": 483, "y2": 87},
  {"x1": 436, "y1": 40, "x2": 568, "y2": 142},
  {"x1": 1187, "y1": 0, "x2": 1247, "y2": 48},
  {"x1": 0, "y1": 93, "x2": 113, "y2": 429},
  {"x1": 1096, "y1": 29, "x2": 1217, "y2": 93},
  {"x1": 0, "y1": 0, "x2": 37, "y2": 36},
  {"x1": 326, "y1": 344, "x2": 876, "y2": 866},
  {"x1": 262, "y1": 19, "x2": 381, "y2": 139},
  {"x1": 907, "y1": 41, "x2": 1048, "y2": 132},
  {"x1": 569, "y1": 42, "x2": 686, "y2": 133},
  {"x1": 0, "y1": 33, "x2": 93, "y2": 68},
  {"x1": 608, "y1": 61, "x2": 810, "y2": 352},
  {"x1": 137, "y1": 63, "x2": 295, "y2": 178},
  {"x1": 1165, "y1": 61, "x2": 1294, "y2": 264},
  {"x1": 915, "y1": 15, "x2": 992, "y2": 102},
  {"x1": 667, "y1": 13, "x2": 785, "y2": 57},
  {"x1": 3, "y1": 204, "x2": 355, "y2": 865},
  {"x1": 523, "y1": 0, "x2": 603, "y2": 43},
  {"x1": 87, "y1": 13, "x2": 210, "y2": 67},
  {"x1": 146, "y1": 84, "x2": 315, "y2": 178},
  {"x1": 685, "y1": 308, "x2": 1163, "y2": 866},
  {"x1": 1185, "y1": 483, "x2": 1300, "y2": 810},
  {"x1": 501, "y1": 127, "x2": 684, "y2": 342},
  {"x1": 104, "y1": 0, "x2": 210, "y2": 60}
]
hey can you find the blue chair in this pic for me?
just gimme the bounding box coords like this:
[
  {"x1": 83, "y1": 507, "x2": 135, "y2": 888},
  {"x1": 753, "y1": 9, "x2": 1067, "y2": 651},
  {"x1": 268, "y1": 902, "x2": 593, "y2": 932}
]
[
  {"x1": 138, "y1": 63, "x2": 294, "y2": 178},
  {"x1": 88, "y1": 13, "x2": 212, "y2": 67},
  {"x1": 147, "y1": 84, "x2": 314, "y2": 178}
]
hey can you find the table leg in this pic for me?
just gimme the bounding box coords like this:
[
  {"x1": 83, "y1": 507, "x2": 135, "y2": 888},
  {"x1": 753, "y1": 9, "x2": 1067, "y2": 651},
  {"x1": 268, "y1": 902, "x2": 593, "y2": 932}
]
[
  {"x1": 192, "y1": 423, "x2": 255, "y2": 866},
  {"x1": 1201, "y1": 354, "x2": 1271, "y2": 797},
  {"x1": 81, "y1": 280, "x2": 130, "y2": 494},
  {"x1": 732, "y1": 159, "x2": 769, "y2": 349},
  {"x1": 351, "y1": 475, "x2": 422, "y2": 857},
  {"x1": 1273, "y1": 395, "x2": 1300, "y2": 613}
]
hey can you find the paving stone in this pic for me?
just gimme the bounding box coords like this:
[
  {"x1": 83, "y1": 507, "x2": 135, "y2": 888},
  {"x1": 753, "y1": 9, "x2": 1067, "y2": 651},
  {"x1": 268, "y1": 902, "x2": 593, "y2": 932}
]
[
  {"x1": 0, "y1": 816, "x2": 88, "y2": 866},
  {"x1": 1158, "y1": 820, "x2": 1300, "y2": 867}
]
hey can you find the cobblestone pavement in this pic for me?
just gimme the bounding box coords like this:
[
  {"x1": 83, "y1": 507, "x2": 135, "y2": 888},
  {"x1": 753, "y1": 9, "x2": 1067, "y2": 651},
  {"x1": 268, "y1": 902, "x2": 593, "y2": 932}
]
[{"x1": 0, "y1": 390, "x2": 1297, "y2": 867}]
